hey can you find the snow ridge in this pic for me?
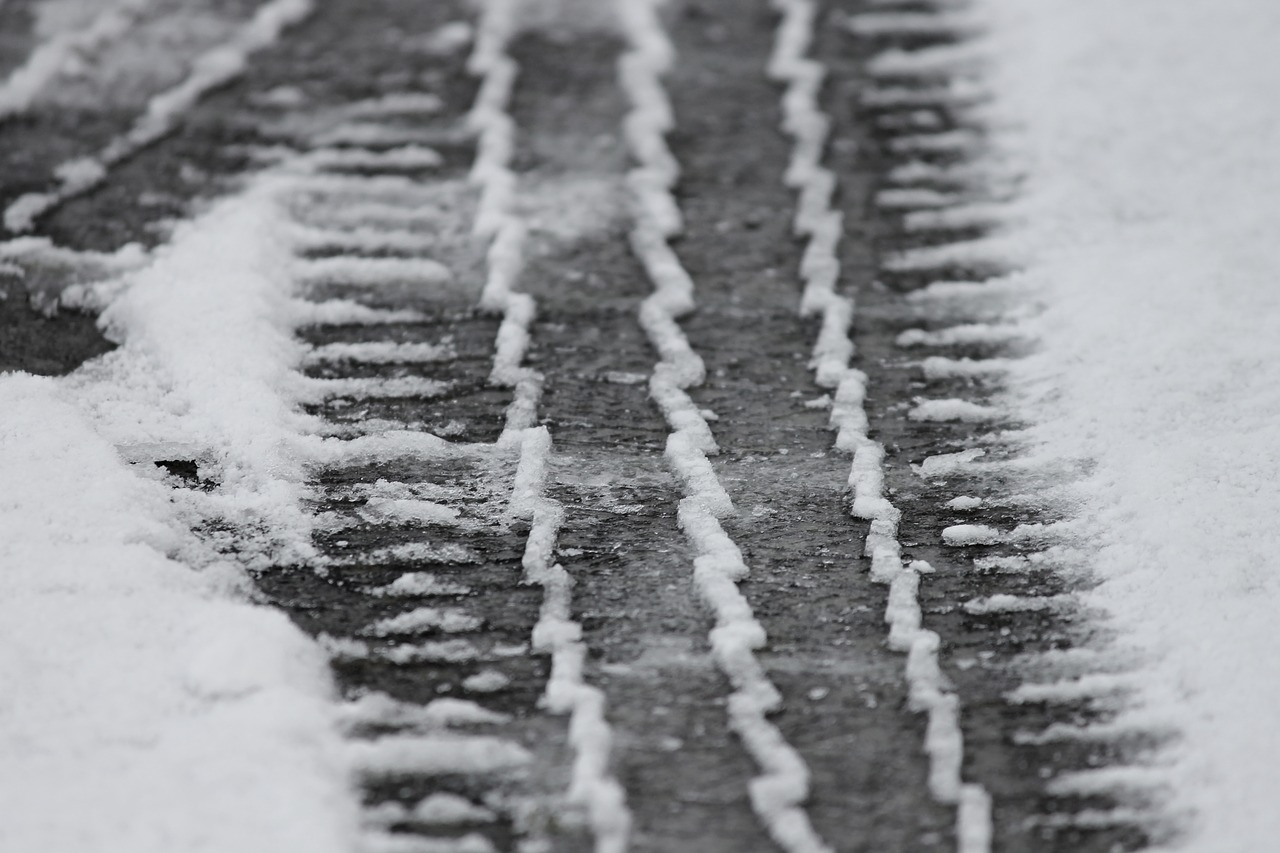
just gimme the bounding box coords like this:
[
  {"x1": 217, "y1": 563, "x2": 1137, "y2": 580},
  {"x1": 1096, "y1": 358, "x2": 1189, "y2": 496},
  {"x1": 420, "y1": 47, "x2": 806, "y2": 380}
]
[
  {"x1": 768, "y1": 3, "x2": 993, "y2": 851},
  {"x1": 466, "y1": 4, "x2": 631, "y2": 850},
  {"x1": 0, "y1": 0, "x2": 155, "y2": 120},
  {"x1": 618, "y1": 3, "x2": 833, "y2": 851},
  {"x1": 4, "y1": 0, "x2": 315, "y2": 232}
]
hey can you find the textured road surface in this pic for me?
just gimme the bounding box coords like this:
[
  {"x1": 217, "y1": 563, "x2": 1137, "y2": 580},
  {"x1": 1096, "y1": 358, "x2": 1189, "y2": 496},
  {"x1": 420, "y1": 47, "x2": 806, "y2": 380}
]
[{"x1": 0, "y1": 1, "x2": 1161, "y2": 851}]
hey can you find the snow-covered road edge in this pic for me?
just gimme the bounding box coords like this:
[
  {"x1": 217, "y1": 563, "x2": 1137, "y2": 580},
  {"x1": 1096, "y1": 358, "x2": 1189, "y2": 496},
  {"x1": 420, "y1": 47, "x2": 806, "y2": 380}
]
[
  {"x1": 970, "y1": 1, "x2": 1280, "y2": 849},
  {"x1": 0, "y1": 177, "x2": 358, "y2": 852}
]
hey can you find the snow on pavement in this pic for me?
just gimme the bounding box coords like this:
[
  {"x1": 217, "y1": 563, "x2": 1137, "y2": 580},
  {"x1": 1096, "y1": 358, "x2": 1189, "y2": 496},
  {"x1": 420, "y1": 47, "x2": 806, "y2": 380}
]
[
  {"x1": 0, "y1": 177, "x2": 357, "y2": 851},
  {"x1": 0, "y1": 377, "x2": 357, "y2": 853},
  {"x1": 974, "y1": 0, "x2": 1280, "y2": 848}
]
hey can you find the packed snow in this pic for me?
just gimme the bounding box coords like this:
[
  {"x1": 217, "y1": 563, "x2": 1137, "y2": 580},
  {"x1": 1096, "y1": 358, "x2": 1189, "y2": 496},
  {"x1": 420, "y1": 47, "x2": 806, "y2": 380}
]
[{"x1": 972, "y1": 0, "x2": 1280, "y2": 848}]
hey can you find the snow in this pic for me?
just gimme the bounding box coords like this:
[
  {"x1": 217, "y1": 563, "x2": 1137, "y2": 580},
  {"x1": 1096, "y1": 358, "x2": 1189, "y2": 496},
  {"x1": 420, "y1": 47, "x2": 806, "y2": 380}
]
[
  {"x1": 373, "y1": 573, "x2": 472, "y2": 598},
  {"x1": 462, "y1": 670, "x2": 511, "y2": 693},
  {"x1": 347, "y1": 734, "x2": 532, "y2": 777},
  {"x1": 962, "y1": 0, "x2": 1280, "y2": 847},
  {"x1": 0, "y1": 0, "x2": 153, "y2": 119},
  {"x1": 4, "y1": 0, "x2": 314, "y2": 231},
  {"x1": 362, "y1": 607, "x2": 483, "y2": 637},
  {"x1": 909, "y1": 398, "x2": 1000, "y2": 423},
  {"x1": 464, "y1": 6, "x2": 632, "y2": 848},
  {"x1": 0, "y1": 374, "x2": 357, "y2": 853}
]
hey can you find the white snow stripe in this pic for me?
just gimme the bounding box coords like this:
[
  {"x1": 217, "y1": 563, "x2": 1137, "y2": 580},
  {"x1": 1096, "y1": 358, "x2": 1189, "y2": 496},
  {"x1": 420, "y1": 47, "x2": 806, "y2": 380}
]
[
  {"x1": 294, "y1": 256, "x2": 453, "y2": 287},
  {"x1": 464, "y1": 7, "x2": 632, "y2": 851},
  {"x1": 313, "y1": 123, "x2": 447, "y2": 149},
  {"x1": 876, "y1": 187, "x2": 965, "y2": 210},
  {"x1": 883, "y1": 236, "x2": 1018, "y2": 272},
  {"x1": 361, "y1": 606, "x2": 482, "y2": 637},
  {"x1": 921, "y1": 356, "x2": 1014, "y2": 379},
  {"x1": 291, "y1": 225, "x2": 439, "y2": 255},
  {"x1": 1005, "y1": 674, "x2": 1139, "y2": 705},
  {"x1": 909, "y1": 398, "x2": 1003, "y2": 422},
  {"x1": 619, "y1": 3, "x2": 832, "y2": 851},
  {"x1": 3, "y1": 0, "x2": 314, "y2": 232},
  {"x1": 866, "y1": 43, "x2": 987, "y2": 79},
  {"x1": 359, "y1": 831, "x2": 496, "y2": 853},
  {"x1": 304, "y1": 341, "x2": 455, "y2": 366},
  {"x1": 348, "y1": 734, "x2": 532, "y2": 777},
  {"x1": 304, "y1": 145, "x2": 445, "y2": 171},
  {"x1": 341, "y1": 92, "x2": 445, "y2": 119},
  {"x1": 290, "y1": 299, "x2": 427, "y2": 326},
  {"x1": 845, "y1": 12, "x2": 984, "y2": 39},
  {"x1": 301, "y1": 376, "x2": 451, "y2": 400},
  {"x1": 0, "y1": 0, "x2": 154, "y2": 119},
  {"x1": 903, "y1": 202, "x2": 1011, "y2": 232},
  {"x1": 895, "y1": 323, "x2": 1030, "y2": 348},
  {"x1": 769, "y1": 3, "x2": 993, "y2": 850},
  {"x1": 889, "y1": 130, "x2": 984, "y2": 155},
  {"x1": 861, "y1": 82, "x2": 990, "y2": 109},
  {"x1": 338, "y1": 694, "x2": 509, "y2": 730}
]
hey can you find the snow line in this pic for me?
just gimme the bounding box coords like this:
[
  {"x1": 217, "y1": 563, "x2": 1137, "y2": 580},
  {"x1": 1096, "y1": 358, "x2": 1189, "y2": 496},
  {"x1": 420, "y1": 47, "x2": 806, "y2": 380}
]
[
  {"x1": 768, "y1": 3, "x2": 992, "y2": 851},
  {"x1": 0, "y1": 0, "x2": 155, "y2": 119},
  {"x1": 618, "y1": 3, "x2": 832, "y2": 851},
  {"x1": 465, "y1": 4, "x2": 631, "y2": 850},
  {"x1": 3, "y1": 0, "x2": 314, "y2": 232}
]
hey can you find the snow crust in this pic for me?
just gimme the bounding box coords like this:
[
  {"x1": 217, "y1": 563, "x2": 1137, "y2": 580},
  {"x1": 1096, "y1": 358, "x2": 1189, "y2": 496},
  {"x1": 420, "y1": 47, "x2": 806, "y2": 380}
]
[{"x1": 966, "y1": 0, "x2": 1280, "y2": 847}]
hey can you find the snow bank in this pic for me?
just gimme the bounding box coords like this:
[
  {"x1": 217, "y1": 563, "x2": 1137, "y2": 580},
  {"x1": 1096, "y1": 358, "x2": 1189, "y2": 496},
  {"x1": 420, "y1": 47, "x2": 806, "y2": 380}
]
[
  {"x1": 71, "y1": 176, "x2": 319, "y2": 563},
  {"x1": 0, "y1": 166, "x2": 363, "y2": 849},
  {"x1": 0, "y1": 375, "x2": 357, "y2": 853},
  {"x1": 975, "y1": 0, "x2": 1280, "y2": 848}
]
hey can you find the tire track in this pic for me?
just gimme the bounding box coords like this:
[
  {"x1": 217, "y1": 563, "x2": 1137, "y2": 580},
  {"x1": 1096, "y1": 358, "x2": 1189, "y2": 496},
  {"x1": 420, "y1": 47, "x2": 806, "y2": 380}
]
[
  {"x1": 4, "y1": 0, "x2": 315, "y2": 232},
  {"x1": 507, "y1": 22, "x2": 775, "y2": 852},
  {"x1": 618, "y1": 2, "x2": 835, "y2": 850},
  {"x1": 768, "y1": 3, "x2": 992, "y2": 851},
  {"x1": 828, "y1": 3, "x2": 1167, "y2": 850}
]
